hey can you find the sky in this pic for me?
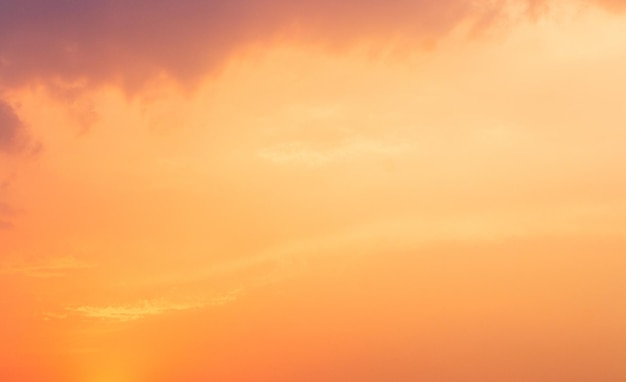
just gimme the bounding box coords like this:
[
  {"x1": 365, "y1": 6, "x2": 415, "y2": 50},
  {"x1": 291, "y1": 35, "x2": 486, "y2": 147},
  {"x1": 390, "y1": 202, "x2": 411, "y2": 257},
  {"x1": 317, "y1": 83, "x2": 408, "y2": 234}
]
[{"x1": 1, "y1": 0, "x2": 626, "y2": 381}]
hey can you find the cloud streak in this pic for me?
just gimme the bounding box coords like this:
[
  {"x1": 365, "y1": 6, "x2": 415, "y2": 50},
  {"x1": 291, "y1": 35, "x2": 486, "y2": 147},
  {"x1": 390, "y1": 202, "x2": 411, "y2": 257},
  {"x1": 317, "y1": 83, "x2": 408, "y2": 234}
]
[
  {"x1": 63, "y1": 290, "x2": 242, "y2": 322},
  {"x1": 0, "y1": 255, "x2": 96, "y2": 277}
]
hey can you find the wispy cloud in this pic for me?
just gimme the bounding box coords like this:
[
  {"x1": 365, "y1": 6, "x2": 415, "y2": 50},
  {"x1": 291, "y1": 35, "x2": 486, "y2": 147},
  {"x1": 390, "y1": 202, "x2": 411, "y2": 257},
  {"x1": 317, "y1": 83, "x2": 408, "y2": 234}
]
[
  {"x1": 0, "y1": 255, "x2": 96, "y2": 278},
  {"x1": 63, "y1": 289, "x2": 242, "y2": 322},
  {"x1": 258, "y1": 138, "x2": 409, "y2": 167},
  {"x1": 42, "y1": 312, "x2": 69, "y2": 321}
]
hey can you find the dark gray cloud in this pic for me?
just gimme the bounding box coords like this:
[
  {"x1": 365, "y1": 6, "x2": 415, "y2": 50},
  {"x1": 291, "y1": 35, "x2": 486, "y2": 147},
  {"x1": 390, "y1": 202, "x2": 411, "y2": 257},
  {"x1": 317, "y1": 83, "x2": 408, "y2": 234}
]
[
  {"x1": 0, "y1": 0, "x2": 621, "y2": 92},
  {"x1": 0, "y1": 0, "x2": 563, "y2": 92}
]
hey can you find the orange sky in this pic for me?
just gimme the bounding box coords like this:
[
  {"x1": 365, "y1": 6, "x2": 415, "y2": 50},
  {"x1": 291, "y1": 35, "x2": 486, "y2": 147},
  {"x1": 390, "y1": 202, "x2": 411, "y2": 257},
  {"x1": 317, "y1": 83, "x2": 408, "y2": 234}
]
[{"x1": 1, "y1": 1, "x2": 626, "y2": 381}]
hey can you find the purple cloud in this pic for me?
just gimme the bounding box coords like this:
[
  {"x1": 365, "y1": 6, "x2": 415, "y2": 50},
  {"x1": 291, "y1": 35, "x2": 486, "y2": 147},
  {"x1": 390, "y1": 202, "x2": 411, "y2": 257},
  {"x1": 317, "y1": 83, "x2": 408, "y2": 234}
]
[{"x1": 0, "y1": 0, "x2": 569, "y2": 91}]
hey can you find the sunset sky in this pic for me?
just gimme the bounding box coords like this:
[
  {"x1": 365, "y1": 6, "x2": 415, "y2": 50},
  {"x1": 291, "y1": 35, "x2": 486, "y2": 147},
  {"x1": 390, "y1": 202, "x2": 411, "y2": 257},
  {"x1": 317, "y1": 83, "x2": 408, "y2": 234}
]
[{"x1": 1, "y1": 0, "x2": 626, "y2": 381}]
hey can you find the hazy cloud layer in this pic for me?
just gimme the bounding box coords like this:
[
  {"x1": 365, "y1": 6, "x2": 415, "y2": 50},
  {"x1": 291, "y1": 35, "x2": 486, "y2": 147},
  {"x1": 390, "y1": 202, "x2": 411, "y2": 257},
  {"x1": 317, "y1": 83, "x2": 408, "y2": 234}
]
[
  {"x1": 0, "y1": 255, "x2": 95, "y2": 277},
  {"x1": 0, "y1": 0, "x2": 617, "y2": 91}
]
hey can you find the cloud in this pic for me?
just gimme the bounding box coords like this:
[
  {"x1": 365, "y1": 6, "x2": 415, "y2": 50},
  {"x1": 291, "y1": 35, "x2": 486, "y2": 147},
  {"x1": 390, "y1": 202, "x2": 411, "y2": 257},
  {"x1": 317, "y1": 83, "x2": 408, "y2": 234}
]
[
  {"x1": 0, "y1": 99, "x2": 27, "y2": 153},
  {"x1": 0, "y1": 100, "x2": 37, "y2": 230},
  {"x1": 0, "y1": 0, "x2": 595, "y2": 92},
  {"x1": 0, "y1": 174, "x2": 13, "y2": 191},
  {"x1": 0, "y1": 98, "x2": 41, "y2": 158},
  {"x1": 0, "y1": 255, "x2": 96, "y2": 277},
  {"x1": 0, "y1": 201, "x2": 16, "y2": 230},
  {"x1": 0, "y1": 201, "x2": 16, "y2": 216},
  {"x1": 258, "y1": 138, "x2": 409, "y2": 166},
  {"x1": 63, "y1": 290, "x2": 241, "y2": 322}
]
